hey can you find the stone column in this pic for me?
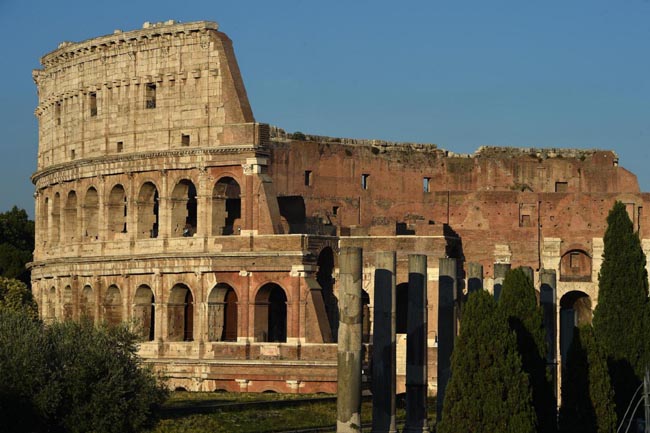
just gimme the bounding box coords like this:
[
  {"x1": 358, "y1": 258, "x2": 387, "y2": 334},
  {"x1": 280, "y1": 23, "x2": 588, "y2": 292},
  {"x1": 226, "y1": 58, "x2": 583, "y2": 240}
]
[
  {"x1": 337, "y1": 247, "x2": 363, "y2": 433},
  {"x1": 372, "y1": 251, "x2": 397, "y2": 433},
  {"x1": 540, "y1": 269, "x2": 557, "y2": 398},
  {"x1": 493, "y1": 263, "x2": 511, "y2": 301},
  {"x1": 404, "y1": 254, "x2": 429, "y2": 433},
  {"x1": 467, "y1": 262, "x2": 483, "y2": 294},
  {"x1": 521, "y1": 266, "x2": 534, "y2": 285},
  {"x1": 437, "y1": 257, "x2": 457, "y2": 421}
]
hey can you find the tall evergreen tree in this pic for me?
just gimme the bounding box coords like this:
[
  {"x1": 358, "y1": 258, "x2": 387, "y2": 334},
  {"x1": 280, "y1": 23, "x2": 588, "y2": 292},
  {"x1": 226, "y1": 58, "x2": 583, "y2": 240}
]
[
  {"x1": 498, "y1": 267, "x2": 556, "y2": 433},
  {"x1": 592, "y1": 201, "x2": 649, "y2": 420},
  {"x1": 438, "y1": 290, "x2": 536, "y2": 433},
  {"x1": 559, "y1": 325, "x2": 616, "y2": 433},
  {"x1": 0, "y1": 206, "x2": 35, "y2": 285}
]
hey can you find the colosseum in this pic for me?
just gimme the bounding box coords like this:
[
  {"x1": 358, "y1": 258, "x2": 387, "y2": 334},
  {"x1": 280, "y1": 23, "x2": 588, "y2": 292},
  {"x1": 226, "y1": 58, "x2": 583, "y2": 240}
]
[{"x1": 30, "y1": 20, "x2": 650, "y2": 394}]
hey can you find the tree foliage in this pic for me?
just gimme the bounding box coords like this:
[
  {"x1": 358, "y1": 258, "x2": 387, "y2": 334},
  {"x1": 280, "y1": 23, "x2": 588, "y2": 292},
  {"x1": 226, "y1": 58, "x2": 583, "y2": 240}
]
[
  {"x1": 438, "y1": 289, "x2": 536, "y2": 433},
  {"x1": 0, "y1": 276, "x2": 38, "y2": 320},
  {"x1": 0, "y1": 206, "x2": 35, "y2": 285},
  {"x1": 0, "y1": 315, "x2": 168, "y2": 433},
  {"x1": 592, "y1": 201, "x2": 649, "y2": 419},
  {"x1": 498, "y1": 267, "x2": 556, "y2": 433},
  {"x1": 559, "y1": 325, "x2": 616, "y2": 433}
]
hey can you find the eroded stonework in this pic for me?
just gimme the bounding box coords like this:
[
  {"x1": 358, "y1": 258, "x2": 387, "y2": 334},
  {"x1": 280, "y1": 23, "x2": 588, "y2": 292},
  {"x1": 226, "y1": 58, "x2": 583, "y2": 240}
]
[{"x1": 31, "y1": 20, "x2": 650, "y2": 393}]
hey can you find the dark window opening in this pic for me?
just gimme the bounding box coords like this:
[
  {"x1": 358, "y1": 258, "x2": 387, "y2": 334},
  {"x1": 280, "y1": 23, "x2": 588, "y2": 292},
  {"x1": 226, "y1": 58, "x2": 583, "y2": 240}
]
[
  {"x1": 317, "y1": 247, "x2": 337, "y2": 342},
  {"x1": 423, "y1": 177, "x2": 431, "y2": 193},
  {"x1": 145, "y1": 83, "x2": 156, "y2": 109},
  {"x1": 555, "y1": 181, "x2": 568, "y2": 192},
  {"x1": 332, "y1": 206, "x2": 339, "y2": 216},
  {"x1": 70, "y1": 149, "x2": 76, "y2": 159},
  {"x1": 117, "y1": 141, "x2": 123, "y2": 153},
  {"x1": 212, "y1": 178, "x2": 241, "y2": 236},
  {"x1": 55, "y1": 102, "x2": 61, "y2": 125},
  {"x1": 181, "y1": 134, "x2": 190, "y2": 146},
  {"x1": 304, "y1": 170, "x2": 312, "y2": 186},
  {"x1": 89, "y1": 92, "x2": 97, "y2": 117},
  {"x1": 277, "y1": 196, "x2": 307, "y2": 234},
  {"x1": 361, "y1": 173, "x2": 369, "y2": 190}
]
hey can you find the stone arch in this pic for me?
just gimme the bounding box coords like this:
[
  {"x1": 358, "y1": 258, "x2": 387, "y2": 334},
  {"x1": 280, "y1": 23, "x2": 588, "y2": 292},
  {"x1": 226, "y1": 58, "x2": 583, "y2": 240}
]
[
  {"x1": 134, "y1": 285, "x2": 155, "y2": 341},
  {"x1": 559, "y1": 290, "x2": 592, "y2": 361},
  {"x1": 40, "y1": 196, "x2": 49, "y2": 244},
  {"x1": 64, "y1": 190, "x2": 78, "y2": 242},
  {"x1": 80, "y1": 285, "x2": 95, "y2": 321},
  {"x1": 83, "y1": 187, "x2": 99, "y2": 239},
  {"x1": 47, "y1": 286, "x2": 57, "y2": 320},
  {"x1": 171, "y1": 179, "x2": 197, "y2": 237},
  {"x1": 560, "y1": 249, "x2": 592, "y2": 282},
  {"x1": 254, "y1": 283, "x2": 287, "y2": 342},
  {"x1": 137, "y1": 182, "x2": 159, "y2": 239},
  {"x1": 317, "y1": 247, "x2": 338, "y2": 341},
  {"x1": 207, "y1": 283, "x2": 238, "y2": 342},
  {"x1": 108, "y1": 184, "x2": 128, "y2": 239},
  {"x1": 62, "y1": 285, "x2": 73, "y2": 320},
  {"x1": 168, "y1": 283, "x2": 194, "y2": 341},
  {"x1": 104, "y1": 284, "x2": 123, "y2": 326},
  {"x1": 362, "y1": 289, "x2": 371, "y2": 343},
  {"x1": 212, "y1": 177, "x2": 241, "y2": 235},
  {"x1": 396, "y1": 282, "x2": 409, "y2": 334},
  {"x1": 51, "y1": 192, "x2": 61, "y2": 245}
]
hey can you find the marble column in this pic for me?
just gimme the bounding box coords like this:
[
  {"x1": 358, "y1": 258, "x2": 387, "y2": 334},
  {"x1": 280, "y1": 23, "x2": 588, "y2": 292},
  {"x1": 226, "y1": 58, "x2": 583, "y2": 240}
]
[
  {"x1": 372, "y1": 251, "x2": 397, "y2": 433},
  {"x1": 404, "y1": 254, "x2": 429, "y2": 433},
  {"x1": 493, "y1": 263, "x2": 511, "y2": 301},
  {"x1": 437, "y1": 257, "x2": 457, "y2": 421},
  {"x1": 337, "y1": 247, "x2": 363, "y2": 433}
]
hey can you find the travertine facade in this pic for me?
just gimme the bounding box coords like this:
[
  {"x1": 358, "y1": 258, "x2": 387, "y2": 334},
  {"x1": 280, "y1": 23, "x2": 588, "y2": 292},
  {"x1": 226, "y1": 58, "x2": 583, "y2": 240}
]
[{"x1": 31, "y1": 20, "x2": 650, "y2": 393}]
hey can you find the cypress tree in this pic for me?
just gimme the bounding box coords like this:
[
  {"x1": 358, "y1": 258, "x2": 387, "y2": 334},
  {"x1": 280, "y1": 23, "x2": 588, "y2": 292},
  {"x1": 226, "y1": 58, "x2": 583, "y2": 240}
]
[
  {"x1": 498, "y1": 267, "x2": 556, "y2": 433},
  {"x1": 559, "y1": 325, "x2": 616, "y2": 433},
  {"x1": 592, "y1": 201, "x2": 649, "y2": 420},
  {"x1": 438, "y1": 290, "x2": 536, "y2": 433}
]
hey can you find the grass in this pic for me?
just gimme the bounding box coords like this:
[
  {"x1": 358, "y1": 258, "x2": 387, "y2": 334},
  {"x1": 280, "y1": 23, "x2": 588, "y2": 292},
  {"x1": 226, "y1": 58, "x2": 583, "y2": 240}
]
[{"x1": 145, "y1": 392, "x2": 437, "y2": 433}]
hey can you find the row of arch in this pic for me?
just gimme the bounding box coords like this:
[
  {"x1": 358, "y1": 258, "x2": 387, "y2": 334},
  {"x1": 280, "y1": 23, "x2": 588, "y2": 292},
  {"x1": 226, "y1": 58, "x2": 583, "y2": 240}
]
[
  {"x1": 40, "y1": 176, "x2": 242, "y2": 245},
  {"x1": 45, "y1": 281, "x2": 290, "y2": 343}
]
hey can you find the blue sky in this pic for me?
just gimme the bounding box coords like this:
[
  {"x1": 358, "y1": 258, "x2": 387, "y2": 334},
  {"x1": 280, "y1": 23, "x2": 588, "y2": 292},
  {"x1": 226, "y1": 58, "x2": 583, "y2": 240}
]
[{"x1": 1, "y1": 1, "x2": 649, "y2": 217}]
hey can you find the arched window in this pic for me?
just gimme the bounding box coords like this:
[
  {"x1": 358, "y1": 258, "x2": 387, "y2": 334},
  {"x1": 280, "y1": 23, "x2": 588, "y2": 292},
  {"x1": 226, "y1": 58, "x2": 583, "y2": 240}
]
[
  {"x1": 48, "y1": 286, "x2": 57, "y2": 321},
  {"x1": 51, "y1": 193, "x2": 61, "y2": 245},
  {"x1": 168, "y1": 284, "x2": 194, "y2": 341},
  {"x1": 137, "y1": 182, "x2": 159, "y2": 239},
  {"x1": 104, "y1": 285, "x2": 123, "y2": 326},
  {"x1": 559, "y1": 291, "x2": 592, "y2": 361},
  {"x1": 64, "y1": 191, "x2": 78, "y2": 242},
  {"x1": 108, "y1": 184, "x2": 127, "y2": 239},
  {"x1": 560, "y1": 250, "x2": 592, "y2": 282},
  {"x1": 80, "y1": 285, "x2": 95, "y2": 321},
  {"x1": 212, "y1": 177, "x2": 241, "y2": 235},
  {"x1": 317, "y1": 247, "x2": 337, "y2": 341},
  {"x1": 63, "y1": 285, "x2": 73, "y2": 320},
  {"x1": 83, "y1": 187, "x2": 99, "y2": 239},
  {"x1": 207, "y1": 284, "x2": 238, "y2": 342},
  {"x1": 254, "y1": 284, "x2": 287, "y2": 343},
  {"x1": 40, "y1": 196, "x2": 49, "y2": 245},
  {"x1": 171, "y1": 180, "x2": 197, "y2": 237},
  {"x1": 134, "y1": 285, "x2": 155, "y2": 341}
]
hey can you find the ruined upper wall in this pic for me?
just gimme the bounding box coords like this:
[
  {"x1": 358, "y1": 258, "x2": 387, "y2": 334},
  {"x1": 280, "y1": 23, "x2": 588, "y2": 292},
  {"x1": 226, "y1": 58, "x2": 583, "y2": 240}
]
[
  {"x1": 33, "y1": 20, "x2": 255, "y2": 172},
  {"x1": 269, "y1": 128, "x2": 639, "y2": 194}
]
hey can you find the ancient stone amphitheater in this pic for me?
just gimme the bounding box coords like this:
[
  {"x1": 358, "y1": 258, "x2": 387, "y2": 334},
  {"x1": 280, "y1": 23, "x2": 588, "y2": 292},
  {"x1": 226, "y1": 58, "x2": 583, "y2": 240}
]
[{"x1": 30, "y1": 20, "x2": 650, "y2": 394}]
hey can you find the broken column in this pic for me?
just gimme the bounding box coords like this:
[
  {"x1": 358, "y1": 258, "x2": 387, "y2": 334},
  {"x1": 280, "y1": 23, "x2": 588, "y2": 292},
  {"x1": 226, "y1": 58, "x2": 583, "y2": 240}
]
[
  {"x1": 372, "y1": 251, "x2": 397, "y2": 433},
  {"x1": 493, "y1": 263, "x2": 511, "y2": 301},
  {"x1": 437, "y1": 257, "x2": 457, "y2": 421},
  {"x1": 404, "y1": 254, "x2": 429, "y2": 433},
  {"x1": 521, "y1": 266, "x2": 534, "y2": 285},
  {"x1": 337, "y1": 247, "x2": 363, "y2": 433},
  {"x1": 467, "y1": 262, "x2": 483, "y2": 294},
  {"x1": 540, "y1": 269, "x2": 557, "y2": 398}
]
